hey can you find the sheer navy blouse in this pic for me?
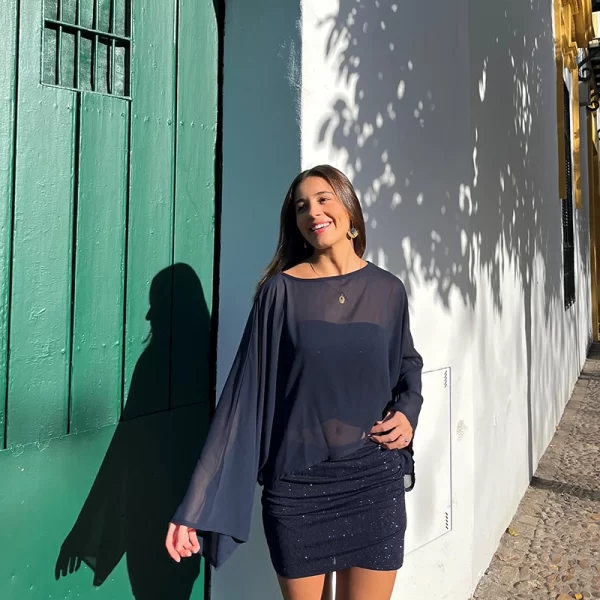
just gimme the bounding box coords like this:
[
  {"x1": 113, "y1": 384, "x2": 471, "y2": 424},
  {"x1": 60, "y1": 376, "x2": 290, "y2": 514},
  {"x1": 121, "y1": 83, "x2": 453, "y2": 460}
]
[{"x1": 172, "y1": 262, "x2": 423, "y2": 568}]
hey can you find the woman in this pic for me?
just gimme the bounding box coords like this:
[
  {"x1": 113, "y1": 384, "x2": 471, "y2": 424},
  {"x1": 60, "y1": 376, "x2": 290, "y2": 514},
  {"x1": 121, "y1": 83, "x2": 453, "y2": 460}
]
[{"x1": 165, "y1": 165, "x2": 423, "y2": 600}]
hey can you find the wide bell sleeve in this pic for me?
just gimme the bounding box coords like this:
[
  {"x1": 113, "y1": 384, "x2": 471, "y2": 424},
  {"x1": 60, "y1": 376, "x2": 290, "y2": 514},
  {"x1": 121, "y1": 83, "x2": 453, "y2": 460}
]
[
  {"x1": 388, "y1": 284, "x2": 423, "y2": 493},
  {"x1": 171, "y1": 280, "x2": 282, "y2": 568},
  {"x1": 391, "y1": 286, "x2": 423, "y2": 432}
]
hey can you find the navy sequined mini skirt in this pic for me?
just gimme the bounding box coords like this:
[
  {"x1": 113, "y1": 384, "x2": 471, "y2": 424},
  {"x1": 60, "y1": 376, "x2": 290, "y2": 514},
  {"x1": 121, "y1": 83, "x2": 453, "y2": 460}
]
[{"x1": 261, "y1": 440, "x2": 408, "y2": 579}]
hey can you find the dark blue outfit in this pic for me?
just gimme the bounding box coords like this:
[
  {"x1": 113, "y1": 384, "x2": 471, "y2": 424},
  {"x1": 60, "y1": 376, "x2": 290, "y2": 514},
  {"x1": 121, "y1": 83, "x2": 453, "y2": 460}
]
[{"x1": 172, "y1": 262, "x2": 423, "y2": 577}]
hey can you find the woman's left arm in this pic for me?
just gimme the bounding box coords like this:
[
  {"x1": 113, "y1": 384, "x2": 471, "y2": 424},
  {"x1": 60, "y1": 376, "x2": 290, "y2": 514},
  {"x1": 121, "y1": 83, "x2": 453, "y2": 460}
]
[{"x1": 370, "y1": 290, "x2": 423, "y2": 449}]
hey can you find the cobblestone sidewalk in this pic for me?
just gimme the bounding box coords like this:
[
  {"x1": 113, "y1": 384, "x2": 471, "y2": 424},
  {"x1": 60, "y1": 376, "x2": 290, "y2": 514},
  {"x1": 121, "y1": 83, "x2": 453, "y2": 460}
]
[{"x1": 472, "y1": 344, "x2": 600, "y2": 600}]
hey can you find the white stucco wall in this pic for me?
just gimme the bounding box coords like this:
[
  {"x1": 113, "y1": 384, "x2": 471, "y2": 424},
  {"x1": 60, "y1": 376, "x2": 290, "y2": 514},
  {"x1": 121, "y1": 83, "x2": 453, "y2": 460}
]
[{"x1": 215, "y1": 1, "x2": 593, "y2": 599}]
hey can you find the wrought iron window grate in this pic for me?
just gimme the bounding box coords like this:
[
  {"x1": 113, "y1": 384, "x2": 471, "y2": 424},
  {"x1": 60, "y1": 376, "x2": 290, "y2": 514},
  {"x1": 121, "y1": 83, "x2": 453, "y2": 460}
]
[
  {"x1": 562, "y1": 83, "x2": 576, "y2": 310},
  {"x1": 42, "y1": 0, "x2": 131, "y2": 98}
]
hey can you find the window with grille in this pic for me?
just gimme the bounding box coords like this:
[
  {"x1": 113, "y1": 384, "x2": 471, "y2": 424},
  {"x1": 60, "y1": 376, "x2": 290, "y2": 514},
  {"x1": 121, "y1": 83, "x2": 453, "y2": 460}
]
[
  {"x1": 562, "y1": 82, "x2": 576, "y2": 309},
  {"x1": 42, "y1": 0, "x2": 131, "y2": 98}
]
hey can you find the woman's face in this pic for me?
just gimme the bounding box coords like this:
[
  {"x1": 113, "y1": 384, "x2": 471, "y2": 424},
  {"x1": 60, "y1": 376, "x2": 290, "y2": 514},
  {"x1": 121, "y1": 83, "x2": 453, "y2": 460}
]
[{"x1": 294, "y1": 176, "x2": 351, "y2": 252}]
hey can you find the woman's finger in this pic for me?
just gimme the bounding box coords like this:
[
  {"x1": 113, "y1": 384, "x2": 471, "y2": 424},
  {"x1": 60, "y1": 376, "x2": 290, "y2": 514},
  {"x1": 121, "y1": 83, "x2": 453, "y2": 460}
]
[
  {"x1": 165, "y1": 523, "x2": 181, "y2": 563},
  {"x1": 370, "y1": 429, "x2": 402, "y2": 444},
  {"x1": 370, "y1": 415, "x2": 401, "y2": 434},
  {"x1": 189, "y1": 529, "x2": 201, "y2": 554},
  {"x1": 386, "y1": 429, "x2": 413, "y2": 449},
  {"x1": 175, "y1": 527, "x2": 190, "y2": 557},
  {"x1": 379, "y1": 428, "x2": 413, "y2": 448},
  {"x1": 372, "y1": 422, "x2": 415, "y2": 444},
  {"x1": 383, "y1": 437, "x2": 408, "y2": 450}
]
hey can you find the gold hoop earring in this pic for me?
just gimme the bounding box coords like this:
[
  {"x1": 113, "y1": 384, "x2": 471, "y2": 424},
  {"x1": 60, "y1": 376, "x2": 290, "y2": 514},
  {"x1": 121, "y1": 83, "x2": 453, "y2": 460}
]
[{"x1": 348, "y1": 227, "x2": 359, "y2": 239}]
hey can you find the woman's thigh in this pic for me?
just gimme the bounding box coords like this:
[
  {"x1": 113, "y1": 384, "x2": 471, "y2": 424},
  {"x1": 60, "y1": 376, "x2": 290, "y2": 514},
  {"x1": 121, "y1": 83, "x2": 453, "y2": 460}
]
[
  {"x1": 335, "y1": 567, "x2": 397, "y2": 600},
  {"x1": 277, "y1": 571, "x2": 334, "y2": 600}
]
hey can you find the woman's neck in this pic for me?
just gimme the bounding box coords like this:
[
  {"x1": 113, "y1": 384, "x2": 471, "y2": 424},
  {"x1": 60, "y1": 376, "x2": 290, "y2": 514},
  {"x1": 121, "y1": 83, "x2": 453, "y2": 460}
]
[{"x1": 310, "y1": 244, "x2": 364, "y2": 276}]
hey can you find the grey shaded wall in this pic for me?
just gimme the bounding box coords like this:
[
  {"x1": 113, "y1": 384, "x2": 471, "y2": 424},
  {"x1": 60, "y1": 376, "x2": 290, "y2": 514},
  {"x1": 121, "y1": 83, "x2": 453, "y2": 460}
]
[{"x1": 213, "y1": 1, "x2": 302, "y2": 598}]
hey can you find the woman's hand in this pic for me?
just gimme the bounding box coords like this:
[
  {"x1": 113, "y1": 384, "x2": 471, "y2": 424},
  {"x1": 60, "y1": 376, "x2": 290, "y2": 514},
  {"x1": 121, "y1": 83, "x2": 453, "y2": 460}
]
[
  {"x1": 165, "y1": 522, "x2": 201, "y2": 562},
  {"x1": 369, "y1": 410, "x2": 413, "y2": 450}
]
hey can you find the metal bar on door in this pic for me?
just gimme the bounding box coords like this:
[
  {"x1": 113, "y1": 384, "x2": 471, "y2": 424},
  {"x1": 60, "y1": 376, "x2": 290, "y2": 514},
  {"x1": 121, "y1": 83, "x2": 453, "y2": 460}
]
[
  {"x1": 93, "y1": 0, "x2": 99, "y2": 91},
  {"x1": 44, "y1": 19, "x2": 129, "y2": 43},
  {"x1": 110, "y1": 0, "x2": 116, "y2": 94},
  {"x1": 57, "y1": 0, "x2": 63, "y2": 86},
  {"x1": 75, "y1": 0, "x2": 81, "y2": 89}
]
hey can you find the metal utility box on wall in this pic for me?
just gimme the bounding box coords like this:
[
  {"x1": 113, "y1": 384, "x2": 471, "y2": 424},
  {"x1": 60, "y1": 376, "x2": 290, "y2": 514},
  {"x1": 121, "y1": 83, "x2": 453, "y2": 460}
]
[
  {"x1": 405, "y1": 367, "x2": 453, "y2": 554},
  {"x1": 0, "y1": 0, "x2": 219, "y2": 597}
]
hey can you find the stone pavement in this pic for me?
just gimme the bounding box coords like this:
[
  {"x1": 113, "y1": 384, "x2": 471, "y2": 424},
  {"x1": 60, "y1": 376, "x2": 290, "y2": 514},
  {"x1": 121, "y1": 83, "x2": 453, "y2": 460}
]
[{"x1": 472, "y1": 344, "x2": 600, "y2": 600}]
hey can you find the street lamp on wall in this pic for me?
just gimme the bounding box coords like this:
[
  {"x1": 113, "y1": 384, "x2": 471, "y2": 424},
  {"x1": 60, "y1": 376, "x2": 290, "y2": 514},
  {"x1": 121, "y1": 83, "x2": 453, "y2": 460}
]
[{"x1": 578, "y1": 43, "x2": 600, "y2": 111}]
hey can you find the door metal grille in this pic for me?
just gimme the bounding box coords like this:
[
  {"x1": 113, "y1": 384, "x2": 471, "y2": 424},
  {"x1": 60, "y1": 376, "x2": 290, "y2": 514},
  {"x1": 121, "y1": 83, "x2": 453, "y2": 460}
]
[{"x1": 42, "y1": 0, "x2": 131, "y2": 98}]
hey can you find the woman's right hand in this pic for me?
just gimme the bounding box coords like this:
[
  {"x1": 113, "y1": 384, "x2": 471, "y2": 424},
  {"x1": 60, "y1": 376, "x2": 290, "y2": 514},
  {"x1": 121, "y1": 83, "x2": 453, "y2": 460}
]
[{"x1": 165, "y1": 522, "x2": 201, "y2": 562}]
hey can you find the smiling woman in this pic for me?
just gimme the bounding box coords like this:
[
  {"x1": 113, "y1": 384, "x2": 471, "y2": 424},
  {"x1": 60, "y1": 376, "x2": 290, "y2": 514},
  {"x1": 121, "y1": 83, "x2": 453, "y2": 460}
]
[
  {"x1": 166, "y1": 165, "x2": 423, "y2": 600},
  {"x1": 257, "y1": 165, "x2": 367, "y2": 289},
  {"x1": 294, "y1": 172, "x2": 360, "y2": 248}
]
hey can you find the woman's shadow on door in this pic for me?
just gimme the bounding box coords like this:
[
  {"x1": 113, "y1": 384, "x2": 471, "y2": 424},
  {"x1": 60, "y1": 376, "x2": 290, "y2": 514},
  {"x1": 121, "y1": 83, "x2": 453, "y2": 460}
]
[{"x1": 55, "y1": 263, "x2": 212, "y2": 599}]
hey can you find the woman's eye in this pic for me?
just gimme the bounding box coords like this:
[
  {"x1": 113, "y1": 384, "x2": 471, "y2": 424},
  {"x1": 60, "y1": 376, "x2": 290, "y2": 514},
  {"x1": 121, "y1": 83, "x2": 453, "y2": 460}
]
[
  {"x1": 296, "y1": 204, "x2": 305, "y2": 212},
  {"x1": 318, "y1": 197, "x2": 328, "y2": 203}
]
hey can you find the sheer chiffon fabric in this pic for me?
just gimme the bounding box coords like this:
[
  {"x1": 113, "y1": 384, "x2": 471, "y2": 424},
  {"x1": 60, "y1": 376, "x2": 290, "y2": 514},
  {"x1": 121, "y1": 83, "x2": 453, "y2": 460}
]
[{"x1": 172, "y1": 262, "x2": 423, "y2": 569}]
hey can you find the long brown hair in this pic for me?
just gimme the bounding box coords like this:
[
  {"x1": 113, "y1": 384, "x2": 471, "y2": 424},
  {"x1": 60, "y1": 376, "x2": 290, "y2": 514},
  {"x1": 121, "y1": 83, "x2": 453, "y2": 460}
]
[{"x1": 256, "y1": 165, "x2": 366, "y2": 296}]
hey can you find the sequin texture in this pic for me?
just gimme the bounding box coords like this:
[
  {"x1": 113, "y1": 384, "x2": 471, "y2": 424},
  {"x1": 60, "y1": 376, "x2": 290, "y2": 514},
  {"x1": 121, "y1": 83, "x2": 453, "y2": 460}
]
[{"x1": 262, "y1": 440, "x2": 408, "y2": 579}]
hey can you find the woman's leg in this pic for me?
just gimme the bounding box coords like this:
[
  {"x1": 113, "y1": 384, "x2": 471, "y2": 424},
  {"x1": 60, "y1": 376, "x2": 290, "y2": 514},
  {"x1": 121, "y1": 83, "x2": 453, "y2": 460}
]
[
  {"x1": 277, "y1": 571, "x2": 334, "y2": 600},
  {"x1": 335, "y1": 567, "x2": 397, "y2": 600}
]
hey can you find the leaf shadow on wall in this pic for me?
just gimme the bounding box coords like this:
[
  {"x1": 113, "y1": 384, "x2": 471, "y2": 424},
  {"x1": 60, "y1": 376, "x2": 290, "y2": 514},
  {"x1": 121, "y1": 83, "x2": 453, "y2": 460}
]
[
  {"x1": 317, "y1": 0, "x2": 587, "y2": 481},
  {"x1": 55, "y1": 263, "x2": 212, "y2": 599}
]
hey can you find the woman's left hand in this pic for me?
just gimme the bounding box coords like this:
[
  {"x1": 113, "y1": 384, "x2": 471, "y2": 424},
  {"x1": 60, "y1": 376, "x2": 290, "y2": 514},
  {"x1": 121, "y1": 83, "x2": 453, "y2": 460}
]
[{"x1": 369, "y1": 410, "x2": 413, "y2": 450}]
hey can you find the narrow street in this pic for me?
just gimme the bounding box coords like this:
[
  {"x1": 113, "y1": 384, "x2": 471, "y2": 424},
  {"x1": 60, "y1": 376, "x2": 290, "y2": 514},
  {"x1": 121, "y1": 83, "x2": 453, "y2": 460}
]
[{"x1": 472, "y1": 345, "x2": 600, "y2": 600}]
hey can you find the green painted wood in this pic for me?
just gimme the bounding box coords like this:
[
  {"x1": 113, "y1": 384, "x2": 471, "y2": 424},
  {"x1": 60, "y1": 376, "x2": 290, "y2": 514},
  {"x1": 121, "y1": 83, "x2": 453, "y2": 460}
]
[
  {"x1": 0, "y1": 404, "x2": 206, "y2": 599},
  {"x1": 70, "y1": 93, "x2": 128, "y2": 433},
  {"x1": 124, "y1": 0, "x2": 176, "y2": 413},
  {"x1": 1, "y1": 0, "x2": 217, "y2": 597},
  {"x1": 0, "y1": 0, "x2": 18, "y2": 448},
  {"x1": 171, "y1": 0, "x2": 218, "y2": 410},
  {"x1": 8, "y1": 0, "x2": 76, "y2": 445}
]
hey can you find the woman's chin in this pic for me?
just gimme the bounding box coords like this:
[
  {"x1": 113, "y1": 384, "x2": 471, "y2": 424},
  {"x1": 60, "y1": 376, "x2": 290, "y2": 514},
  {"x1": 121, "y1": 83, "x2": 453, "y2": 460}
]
[
  {"x1": 306, "y1": 233, "x2": 341, "y2": 251},
  {"x1": 310, "y1": 242, "x2": 333, "y2": 252}
]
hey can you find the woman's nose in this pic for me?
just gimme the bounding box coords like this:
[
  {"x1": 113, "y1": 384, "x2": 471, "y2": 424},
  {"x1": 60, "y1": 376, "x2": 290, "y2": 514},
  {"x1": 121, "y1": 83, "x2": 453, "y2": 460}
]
[{"x1": 308, "y1": 202, "x2": 323, "y2": 218}]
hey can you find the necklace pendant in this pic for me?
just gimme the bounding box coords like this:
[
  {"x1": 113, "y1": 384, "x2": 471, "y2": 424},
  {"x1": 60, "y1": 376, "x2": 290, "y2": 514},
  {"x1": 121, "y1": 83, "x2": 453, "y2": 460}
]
[{"x1": 339, "y1": 293, "x2": 346, "y2": 304}]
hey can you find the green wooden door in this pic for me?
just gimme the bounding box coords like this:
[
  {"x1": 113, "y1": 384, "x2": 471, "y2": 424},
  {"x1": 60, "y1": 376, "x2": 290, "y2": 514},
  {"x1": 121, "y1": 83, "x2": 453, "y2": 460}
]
[{"x1": 0, "y1": 0, "x2": 218, "y2": 598}]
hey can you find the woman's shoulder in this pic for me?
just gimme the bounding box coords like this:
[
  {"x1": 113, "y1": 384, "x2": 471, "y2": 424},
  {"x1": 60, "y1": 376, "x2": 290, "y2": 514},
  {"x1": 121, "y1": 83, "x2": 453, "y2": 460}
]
[
  {"x1": 281, "y1": 262, "x2": 316, "y2": 279},
  {"x1": 255, "y1": 271, "x2": 287, "y2": 305},
  {"x1": 367, "y1": 263, "x2": 407, "y2": 294}
]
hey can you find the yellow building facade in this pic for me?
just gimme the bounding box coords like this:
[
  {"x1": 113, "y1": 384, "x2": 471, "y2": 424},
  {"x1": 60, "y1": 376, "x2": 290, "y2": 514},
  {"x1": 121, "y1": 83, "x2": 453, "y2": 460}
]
[{"x1": 555, "y1": 0, "x2": 600, "y2": 338}]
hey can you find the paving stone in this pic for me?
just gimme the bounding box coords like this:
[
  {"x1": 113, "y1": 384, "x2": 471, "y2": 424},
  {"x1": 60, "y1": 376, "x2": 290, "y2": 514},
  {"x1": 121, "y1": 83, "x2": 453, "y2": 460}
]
[
  {"x1": 472, "y1": 345, "x2": 600, "y2": 600},
  {"x1": 498, "y1": 565, "x2": 519, "y2": 584},
  {"x1": 517, "y1": 514, "x2": 542, "y2": 527},
  {"x1": 513, "y1": 523, "x2": 537, "y2": 538}
]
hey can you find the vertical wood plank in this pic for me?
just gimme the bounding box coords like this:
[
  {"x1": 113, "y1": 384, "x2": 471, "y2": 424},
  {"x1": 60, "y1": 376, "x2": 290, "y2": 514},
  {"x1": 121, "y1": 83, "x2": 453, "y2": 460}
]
[
  {"x1": 171, "y1": 3, "x2": 218, "y2": 592},
  {"x1": 8, "y1": 0, "x2": 76, "y2": 445},
  {"x1": 170, "y1": 0, "x2": 217, "y2": 413},
  {"x1": 0, "y1": 0, "x2": 19, "y2": 448},
  {"x1": 124, "y1": 0, "x2": 176, "y2": 412},
  {"x1": 70, "y1": 93, "x2": 128, "y2": 433}
]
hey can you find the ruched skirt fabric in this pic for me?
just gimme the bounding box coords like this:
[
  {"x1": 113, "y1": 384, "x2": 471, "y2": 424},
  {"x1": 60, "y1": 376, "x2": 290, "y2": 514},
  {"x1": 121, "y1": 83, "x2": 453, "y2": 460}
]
[{"x1": 261, "y1": 440, "x2": 408, "y2": 579}]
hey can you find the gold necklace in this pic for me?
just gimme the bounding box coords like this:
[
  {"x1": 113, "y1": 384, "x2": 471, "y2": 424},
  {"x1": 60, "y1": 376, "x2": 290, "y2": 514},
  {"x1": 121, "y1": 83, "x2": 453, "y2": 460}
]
[{"x1": 309, "y1": 262, "x2": 349, "y2": 304}]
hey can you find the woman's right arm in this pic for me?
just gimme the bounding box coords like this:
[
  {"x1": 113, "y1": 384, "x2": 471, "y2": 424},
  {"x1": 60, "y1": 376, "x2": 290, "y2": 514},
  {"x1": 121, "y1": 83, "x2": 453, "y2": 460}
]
[{"x1": 165, "y1": 278, "x2": 283, "y2": 568}]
